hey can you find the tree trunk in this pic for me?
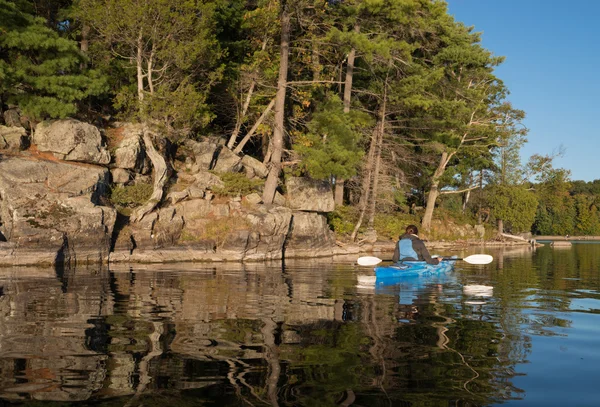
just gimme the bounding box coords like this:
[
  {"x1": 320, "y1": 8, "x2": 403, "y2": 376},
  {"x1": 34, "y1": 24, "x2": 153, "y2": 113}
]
[
  {"x1": 136, "y1": 28, "x2": 144, "y2": 104},
  {"x1": 334, "y1": 178, "x2": 344, "y2": 206},
  {"x1": 478, "y1": 172, "x2": 484, "y2": 223},
  {"x1": 350, "y1": 125, "x2": 378, "y2": 241},
  {"x1": 367, "y1": 78, "x2": 388, "y2": 229},
  {"x1": 422, "y1": 151, "x2": 453, "y2": 232},
  {"x1": 261, "y1": 318, "x2": 280, "y2": 407},
  {"x1": 462, "y1": 189, "x2": 471, "y2": 213},
  {"x1": 335, "y1": 25, "x2": 360, "y2": 208},
  {"x1": 130, "y1": 128, "x2": 169, "y2": 222},
  {"x1": 343, "y1": 25, "x2": 359, "y2": 114},
  {"x1": 233, "y1": 98, "x2": 275, "y2": 155},
  {"x1": 366, "y1": 123, "x2": 383, "y2": 229},
  {"x1": 80, "y1": 23, "x2": 90, "y2": 69},
  {"x1": 497, "y1": 219, "x2": 504, "y2": 237},
  {"x1": 262, "y1": 7, "x2": 290, "y2": 204}
]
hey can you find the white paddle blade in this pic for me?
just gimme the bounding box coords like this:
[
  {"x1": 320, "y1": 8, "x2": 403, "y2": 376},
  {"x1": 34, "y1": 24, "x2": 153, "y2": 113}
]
[
  {"x1": 357, "y1": 275, "x2": 377, "y2": 285},
  {"x1": 463, "y1": 254, "x2": 493, "y2": 265},
  {"x1": 357, "y1": 256, "x2": 382, "y2": 266},
  {"x1": 463, "y1": 284, "x2": 494, "y2": 297}
]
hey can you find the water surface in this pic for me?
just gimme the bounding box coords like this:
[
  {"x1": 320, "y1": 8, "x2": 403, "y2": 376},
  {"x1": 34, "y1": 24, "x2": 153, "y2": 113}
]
[{"x1": 0, "y1": 244, "x2": 599, "y2": 406}]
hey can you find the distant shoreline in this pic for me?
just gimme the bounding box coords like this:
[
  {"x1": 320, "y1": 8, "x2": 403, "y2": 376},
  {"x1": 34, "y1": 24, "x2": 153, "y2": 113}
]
[{"x1": 534, "y1": 236, "x2": 600, "y2": 241}]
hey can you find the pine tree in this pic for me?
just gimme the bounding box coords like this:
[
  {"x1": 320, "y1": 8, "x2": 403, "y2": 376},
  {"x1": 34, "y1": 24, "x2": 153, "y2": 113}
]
[{"x1": 0, "y1": 0, "x2": 107, "y2": 119}]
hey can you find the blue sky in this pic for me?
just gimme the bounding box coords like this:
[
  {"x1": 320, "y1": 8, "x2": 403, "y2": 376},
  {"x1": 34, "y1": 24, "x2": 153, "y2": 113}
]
[{"x1": 447, "y1": 0, "x2": 599, "y2": 182}]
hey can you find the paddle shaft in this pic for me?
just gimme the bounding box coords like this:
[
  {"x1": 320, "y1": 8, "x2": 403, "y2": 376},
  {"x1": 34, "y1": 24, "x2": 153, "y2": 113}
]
[{"x1": 357, "y1": 253, "x2": 493, "y2": 266}]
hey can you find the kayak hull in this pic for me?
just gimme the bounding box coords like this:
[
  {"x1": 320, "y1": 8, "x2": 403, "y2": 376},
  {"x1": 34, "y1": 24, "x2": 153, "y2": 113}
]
[{"x1": 374, "y1": 257, "x2": 457, "y2": 280}]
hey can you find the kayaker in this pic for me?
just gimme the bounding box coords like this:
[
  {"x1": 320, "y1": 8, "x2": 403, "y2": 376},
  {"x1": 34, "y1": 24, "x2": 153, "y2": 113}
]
[{"x1": 392, "y1": 225, "x2": 441, "y2": 265}]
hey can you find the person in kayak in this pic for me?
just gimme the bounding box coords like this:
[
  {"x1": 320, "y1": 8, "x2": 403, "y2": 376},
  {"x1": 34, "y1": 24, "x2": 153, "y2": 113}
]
[{"x1": 392, "y1": 224, "x2": 441, "y2": 265}]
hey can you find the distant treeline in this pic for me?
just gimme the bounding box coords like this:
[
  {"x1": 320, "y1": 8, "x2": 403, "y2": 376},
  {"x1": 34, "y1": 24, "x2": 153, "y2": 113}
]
[{"x1": 0, "y1": 0, "x2": 590, "y2": 237}]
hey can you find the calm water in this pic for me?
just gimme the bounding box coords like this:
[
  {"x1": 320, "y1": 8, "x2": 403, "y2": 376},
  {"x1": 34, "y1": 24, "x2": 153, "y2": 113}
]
[{"x1": 0, "y1": 244, "x2": 599, "y2": 406}]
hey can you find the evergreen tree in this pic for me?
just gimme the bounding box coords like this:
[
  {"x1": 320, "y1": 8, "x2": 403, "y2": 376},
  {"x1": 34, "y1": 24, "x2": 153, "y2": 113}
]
[
  {"x1": 293, "y1": 94, "x2": 370, "y2": 180},
  {"x1": 0, "y1": 0, "x2": 107, "y2": 119}
]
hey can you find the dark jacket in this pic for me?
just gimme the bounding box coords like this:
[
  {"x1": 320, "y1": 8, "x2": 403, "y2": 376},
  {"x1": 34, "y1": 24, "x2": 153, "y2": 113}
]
[{"x1": 392, "y1": 233, "x2": 440, "y2": 265}]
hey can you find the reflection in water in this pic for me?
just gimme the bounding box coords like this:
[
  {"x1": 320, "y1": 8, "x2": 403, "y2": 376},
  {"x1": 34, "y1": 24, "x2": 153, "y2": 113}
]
[{"x1": 0, "y1": 246, "x2": 599, "y2": 405}]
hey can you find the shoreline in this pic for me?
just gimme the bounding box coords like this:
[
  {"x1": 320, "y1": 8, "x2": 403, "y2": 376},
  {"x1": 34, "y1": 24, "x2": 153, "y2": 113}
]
[{"x1": 0, "y1": 238, "x2": 534, "y2": 268}]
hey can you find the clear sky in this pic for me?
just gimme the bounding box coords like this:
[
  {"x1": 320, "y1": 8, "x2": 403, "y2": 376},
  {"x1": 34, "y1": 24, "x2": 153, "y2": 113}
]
[{"x1": 446, "y1": 0, "x2": 599, "y2": 182}]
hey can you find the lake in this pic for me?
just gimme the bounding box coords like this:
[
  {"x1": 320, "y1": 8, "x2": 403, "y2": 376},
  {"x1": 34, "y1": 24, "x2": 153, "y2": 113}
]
[{"x1": 0, "y1": 243, "x2": 599, "y2": 406}]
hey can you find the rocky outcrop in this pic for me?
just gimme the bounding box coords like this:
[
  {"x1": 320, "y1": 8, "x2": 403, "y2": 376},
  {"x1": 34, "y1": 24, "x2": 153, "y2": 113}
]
[
  {"x1": 0, "y1": 156, "x2": 116, "y2": 266},
  {"x1": 0, "y1": 120, "x2": 353, "y2": 266},
  {"x1": 110, "y1": 197, "x2": 295, "y2": 263},
  {"x1": 212, "y1": 147, "x2": 242, "y2": 173},
  {"x1": 286, "y1": 177, "x2": 335, "y2": 212},
  {"x1": 0, "y1": 125, "x2": 28, "y2": 151},
  {"x1": 3, "y1": 109, "x2": 23, "y2": 128},
  {"x1": 241, "y1": 154, "x2": 268, "y2": 178},
  {"x1": 183, "y1": 139, "x2": 219, "y2": 171},
  {"x1": 284, "y1": 212, "x2": 336, "y2": 258},
  {"x1": 33, "y1": 119, "x2": 111, "y2": 164},
  {"x1": 112, "y1": 124, "x2": 148, "y2": 172}
]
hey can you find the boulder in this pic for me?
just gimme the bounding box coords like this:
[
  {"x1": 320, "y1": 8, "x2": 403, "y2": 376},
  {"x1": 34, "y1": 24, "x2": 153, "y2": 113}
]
[
  {"x1": 192, "y1": 170, "x2": 224, "y2": 190},
  {"x1": 167, "y1": 189, "x2": 189, "y2": 204},
  {"x1": 241, "y1": 154, "x2": 268, "y2": 178},
  {"x1": 113, "y1": 124, "x2": 147, "y2": 171},
  {"x1": 0, "y1": 126, "x2": 28, "y2": 151},
  {"x1": 245, "y1": 192, "x2": 263, "y2": 205},
  {"x1": 274, "y1": 191, "x2": 286, "y2": 206},
  {"x1": 175, "y1": 199, "x2": 212, "y2": 221},
  {"x1": 213, "y1": 147, "x2": 242, "y2": 173},
  {"x1": 3, "y1": 109, "x2": 22, "y2": 128},
  {"x1": 110, "y1": 168, "x2": 130, "y2": 184},
  {"x1": 284, "y1": 212, "x2": 336, "y2": 258},
  {"x1": 242, "y1": 206, "x2": 293, "y2": 260},
  {"x1": 34, "y1": 119, "x2": 111, "y2": 165},
  {"x1": 285, "y1": 177, "x2": 334, "y2": 212},
  {"x1": 184, "y1": 139, "x2": 218, "y2": 171},
  {"x1": 0, "y1": 157, "x2": 116, "y2": 266}
]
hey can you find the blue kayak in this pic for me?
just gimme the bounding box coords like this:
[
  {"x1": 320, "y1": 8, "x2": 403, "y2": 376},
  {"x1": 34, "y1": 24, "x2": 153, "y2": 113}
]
[{"x1": 375, "y1": 256, "x2": 457, "y2": 280}]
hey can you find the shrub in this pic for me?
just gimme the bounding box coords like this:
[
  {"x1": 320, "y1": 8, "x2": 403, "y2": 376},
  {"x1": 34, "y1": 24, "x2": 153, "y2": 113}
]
[
  {"x1": 180, "y1": 217, "x2": 250, "y2": 247},
  {"x1": 373, "y1": 213, "x2": 421, "y2": 240},
  {"x1": 211, "y1": 172, "x2": 264, "y2": 197},
  {"x1": 109, "y1": 183, "x2": 153, "y2": 208},
  {"x1": 327, "y1": 206, "x2": 359, "y2": 237}
]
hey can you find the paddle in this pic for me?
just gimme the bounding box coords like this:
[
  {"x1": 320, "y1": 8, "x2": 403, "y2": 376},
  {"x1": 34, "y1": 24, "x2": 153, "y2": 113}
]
[{"x1": 357, "y1": 254, "x2": 493, "y2": 266}]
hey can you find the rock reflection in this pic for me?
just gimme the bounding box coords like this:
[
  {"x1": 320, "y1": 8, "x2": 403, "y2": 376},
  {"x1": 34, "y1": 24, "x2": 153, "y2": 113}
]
[
  {"x1": 0, "y1": 266, "x2": 110, "y2": 402},
  {"x1": 0, "y1": 258, "x2": 533, "y2": 406},
  {"x1": 0, "y1": 262, "x2": 355, "y2": 404}
]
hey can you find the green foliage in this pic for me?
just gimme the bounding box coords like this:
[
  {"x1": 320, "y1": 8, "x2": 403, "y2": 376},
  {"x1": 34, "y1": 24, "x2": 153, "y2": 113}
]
[
  {"x1": 487, "y1": 185, "x2": 538, "y2": 233},
  {"x1": 574, "y1": 195, "x2": 600, "y2": 235},
  {"x1": 211, "y1": 172, "x2": 264, "y2": 197},
  {"x1": 329, "y1": 206, "x2": 421, "y2": 241},
  {"x1": 0, "y1": 0, "x2": 107, "y2": 119},
  {"x1": 75, "y1": 0, "x2": 222, "y2": 135},
  {"x1": 531, "y1": 168, "x2": 576, "y2": 235},
  {"x1": 327, "y1": 206, "x2": 359, "y2": 237},
  {"x1": 294, "y1": 94, "x2": 371, "y2": 180},
  {"x1": 109, "y1": 183, "x2": 154, "y2": 208},
  {"x1": 373, "y1": 213, "x2": 422, "y2": 240}
]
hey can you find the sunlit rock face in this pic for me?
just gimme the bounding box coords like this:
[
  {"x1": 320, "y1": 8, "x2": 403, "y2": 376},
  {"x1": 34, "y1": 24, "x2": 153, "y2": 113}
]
[
  {"x1": 284, "y1": 211, "x2": 336, "y2": 258},
  {"x1": 285, "y1": 177, "x2": 335, "y2": 213},
  {"x1": 0, "y1": 157, "x2": 116, "y2": 266},
  {"x1": 33, "y1": 119, "x2": 111, "y2": 165}
]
